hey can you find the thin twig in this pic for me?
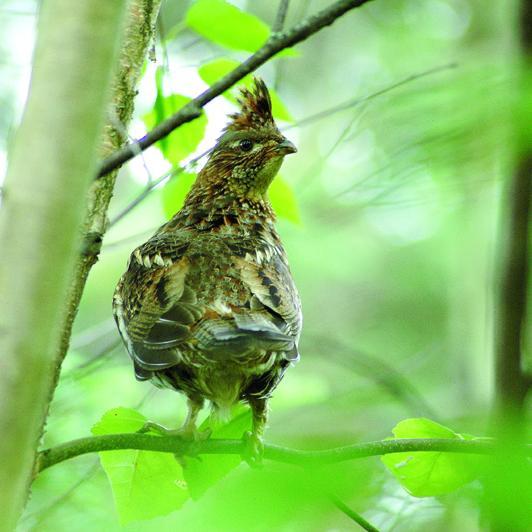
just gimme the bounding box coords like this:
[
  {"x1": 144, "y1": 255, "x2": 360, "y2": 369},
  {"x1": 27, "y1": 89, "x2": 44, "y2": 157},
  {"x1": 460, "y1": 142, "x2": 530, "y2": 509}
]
[
  {"x1": 109, "y1": 64, "x2": 456, "y2": 227},
  {"x1": 108, "y1": 155, "x2": 202, "y2": 228},
  {"x1": 273, "y1": 0, "x2": 290, "y2": 33},
  {"x1": 108, "y1": 168, "x2": 175, "y2": 227},
  {"x1": 330, "y1": 495, "x2": 380, "y2": 532},
  {"x1": 97, "y1": 0, "x2": 375, "y2": 178},
  {"x1": 36, "y1": 436, "x2": 530, "y2": 474},
  {"x1": 284, "y1": 63, "x2": 457, "y2": 130}
]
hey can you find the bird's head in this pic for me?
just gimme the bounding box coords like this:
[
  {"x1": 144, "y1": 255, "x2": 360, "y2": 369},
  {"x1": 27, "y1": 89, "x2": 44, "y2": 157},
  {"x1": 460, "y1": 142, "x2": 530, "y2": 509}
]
[{"x1": 199, "y1": 78, "x2": 296, "y2": 199}]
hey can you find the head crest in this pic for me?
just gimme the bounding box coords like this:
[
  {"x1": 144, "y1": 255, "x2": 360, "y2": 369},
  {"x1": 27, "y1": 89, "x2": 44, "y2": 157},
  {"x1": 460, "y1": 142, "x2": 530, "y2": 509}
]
[{"x1": 225, "y1": 77, "x2": 276, "y2": 132}]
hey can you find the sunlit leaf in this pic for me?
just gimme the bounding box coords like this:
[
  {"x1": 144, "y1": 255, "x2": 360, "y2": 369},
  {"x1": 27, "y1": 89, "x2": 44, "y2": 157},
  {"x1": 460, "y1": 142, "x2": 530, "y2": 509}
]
[
  {"x1": 381, "y1": 418, "x2": 483, "y2": 497},
  {"x1": 198, "y1": 58, "x2": 293, "y2": 122},
  {"x1": 92, "y1": 407, "x2": 189, "y2": 524},
  {"x1": 183, "y1": 405, "x2": 252, "y2": 499},
  {"x1": 186, "y1": 0, "x2": 265, "y2": 53},
  {"x1": 269, "y1": 175, "x2": 301, "y2": 224},
  {"x1": 143, "y1": 69, "x2": 207, "y2": 165},
  {"x1": 161, "y1": 171, "x2": 197, "y2": 219}
]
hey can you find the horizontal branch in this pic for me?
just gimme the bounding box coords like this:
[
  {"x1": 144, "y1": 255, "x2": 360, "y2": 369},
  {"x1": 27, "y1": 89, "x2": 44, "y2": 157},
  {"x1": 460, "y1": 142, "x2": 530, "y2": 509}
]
[
  {"x1": 36, "y1": 435, "x2": 531, "y2": 474},
  {"x1": 97, "y1": 0, "x2": 374, "y2": 178}
]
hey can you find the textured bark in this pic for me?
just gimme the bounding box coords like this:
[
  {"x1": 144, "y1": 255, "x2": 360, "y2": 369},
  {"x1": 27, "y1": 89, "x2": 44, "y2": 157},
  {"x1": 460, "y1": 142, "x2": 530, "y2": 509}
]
[
  {"x1": 0, "y1": 0, "x2": 127, "y2": 528},
  {"x1": 51, "y1": 0, "x2": 163, "y2": 391}
]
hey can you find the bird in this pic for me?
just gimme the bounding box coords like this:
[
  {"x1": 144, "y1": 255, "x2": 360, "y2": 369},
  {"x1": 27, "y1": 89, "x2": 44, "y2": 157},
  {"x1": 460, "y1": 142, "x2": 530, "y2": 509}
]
[{"x1": 113, "y1": 78, "x2": 302, "y2": 463}]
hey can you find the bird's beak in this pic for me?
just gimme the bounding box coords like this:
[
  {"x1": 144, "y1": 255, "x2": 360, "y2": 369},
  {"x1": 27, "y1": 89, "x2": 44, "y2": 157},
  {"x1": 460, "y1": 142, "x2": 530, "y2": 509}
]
[{"x1": 276, "y1": 138, "x2": 297, "y2": 155}]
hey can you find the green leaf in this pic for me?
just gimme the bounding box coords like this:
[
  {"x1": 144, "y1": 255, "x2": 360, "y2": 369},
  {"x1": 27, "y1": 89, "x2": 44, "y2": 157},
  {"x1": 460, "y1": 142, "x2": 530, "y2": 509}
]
[
  {"x1": 186, "y1": 0, "x2": 269, "y2": 53},
  {"x1": 183, "y1": 405, "x2": 252, "y2": 499},
  {"x1": 143, "y1": 69, "x2": 207, "y2": 165},
  {"x1": 92, "y1": 408, "x2": 189, "y2": 524},
  {"x1": 381, "y1": 418, "x2": 483, "y2": 497},
  {"x1": 269, "y1": 175, "x2": 301, "y2": 224},
  {"x1": 198, "y1": 58, "x2": 293, "y2": 122},
  {"x1": 161, "y1": 171, "x2": 197, "y2": 219}
]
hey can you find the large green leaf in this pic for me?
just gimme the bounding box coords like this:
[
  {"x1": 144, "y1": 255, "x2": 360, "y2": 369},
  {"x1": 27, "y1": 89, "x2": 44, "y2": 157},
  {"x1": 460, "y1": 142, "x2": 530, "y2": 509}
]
[
  {"x1": 92, "y1": 408, "x2": 189, "y2": 524},
  {"x1": 186, "y1": 0, "x2": 267, "y2": 53},
  {"x1": 269, "y1": 175, "x2": 301, "y2": 224},
  {"x1": 143, "y1": 68, "x2": 207, "y2": 165},
  {"x1": 381, "y1": 418, "x2": 483, "y2": 497},
  {"x1": 183, "y1": 405, "x2": 252, "y2": 499},
  {"x1": 198, "y1": 58, "x2": 293, "y2": 122},
  {"x1": 161, "y1": 171, "x2": 197, "y2": 219}
]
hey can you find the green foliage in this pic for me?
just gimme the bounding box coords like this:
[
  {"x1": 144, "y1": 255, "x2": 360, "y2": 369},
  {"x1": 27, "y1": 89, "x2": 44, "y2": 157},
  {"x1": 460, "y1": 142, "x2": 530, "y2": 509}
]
[
  {"x1": 93, "y1": 411, "x2": 488, "y2": 522},
  {"x1": 183, "y1": 405, "x2": 251, "y2": 499},
  {"x1": 143, "y1": 68, "x2": 207, "y2": 165},
  {"x1": 185, "y1": 0, "x2": 296, "y2": 56},
  {"x1": 92, "y1": 408, "x2": 188, "y2": 524},
  {"x1": 92, "y1": 407, "x2": 253, "y2": 523},
  {"x1": 161, "y1": 171, "x2": 196, "y2": 219},
  {"x1": 269, "y1": 175, "x2": 301, "y2": 223},
  {"x1": 381, "y1": 418, "x2": 483, "y2": 497},
  {"x1": 186, "y1": 0, "x2": 270, "y2": 53},
  {"x1": 198, "y1": 58, "x2": 293, "y2": 121}
]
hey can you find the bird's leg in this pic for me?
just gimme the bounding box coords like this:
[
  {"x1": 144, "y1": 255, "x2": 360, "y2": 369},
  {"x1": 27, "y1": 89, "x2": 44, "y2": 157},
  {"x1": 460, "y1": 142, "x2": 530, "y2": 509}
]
[
  {"x1": 138, "y1": 397, "x2": 210, "y2": 441},
  {"x1": 242, "y1": 398, "x2": 268, "y2": 467}
]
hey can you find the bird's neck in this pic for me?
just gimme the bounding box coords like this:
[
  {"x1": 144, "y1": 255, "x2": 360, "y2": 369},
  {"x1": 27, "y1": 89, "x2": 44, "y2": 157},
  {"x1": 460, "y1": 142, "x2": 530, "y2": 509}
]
[{"x1": 165, "y1": 175, "x2": 277, "y2": 232}]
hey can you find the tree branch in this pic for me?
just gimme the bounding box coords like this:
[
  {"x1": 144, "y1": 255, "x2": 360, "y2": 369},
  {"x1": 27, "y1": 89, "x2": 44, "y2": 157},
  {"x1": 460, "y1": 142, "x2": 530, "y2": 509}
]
[
  {"x1": 36, "y1": 435, "x2": 530, "y2": 474},
  {"x1": 97, "y1": 0, "x2": 375, "y2": 178}
]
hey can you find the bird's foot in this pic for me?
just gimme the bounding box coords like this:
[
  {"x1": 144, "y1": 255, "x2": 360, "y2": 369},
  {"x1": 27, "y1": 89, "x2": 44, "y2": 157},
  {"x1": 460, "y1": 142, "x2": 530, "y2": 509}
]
[
  {"x1": 241, "y1": 431, "x2": 264, "y2": 468},
  {"x1": 138, "y1": 421, "x2": 211, "y2": 441},
  {"x1": 138, "y1": 421, "x2": 211, "y2": 464}
]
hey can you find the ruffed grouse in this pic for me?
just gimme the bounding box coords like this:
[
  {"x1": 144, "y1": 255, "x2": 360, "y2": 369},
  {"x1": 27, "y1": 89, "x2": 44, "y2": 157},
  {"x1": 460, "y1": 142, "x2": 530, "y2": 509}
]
[{"x1": 113, "y1": 78, "x2": 301, "y2": 460}]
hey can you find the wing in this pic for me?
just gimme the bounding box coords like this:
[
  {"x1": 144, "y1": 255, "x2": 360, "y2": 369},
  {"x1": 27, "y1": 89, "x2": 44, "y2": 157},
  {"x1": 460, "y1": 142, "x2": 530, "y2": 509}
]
[
  {"x1": 113, "y1": 232, "x2": 197, "y2": 379},
  {"x1": 233, "y1": 240, "x2": 302, "y2": 360}
]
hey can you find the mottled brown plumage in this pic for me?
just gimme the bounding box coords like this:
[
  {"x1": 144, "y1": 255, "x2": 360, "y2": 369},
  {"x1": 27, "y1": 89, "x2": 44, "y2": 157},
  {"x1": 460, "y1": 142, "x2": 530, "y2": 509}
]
[{"x1": 113, "y1": 78, "x2": 301, "y2": 459}]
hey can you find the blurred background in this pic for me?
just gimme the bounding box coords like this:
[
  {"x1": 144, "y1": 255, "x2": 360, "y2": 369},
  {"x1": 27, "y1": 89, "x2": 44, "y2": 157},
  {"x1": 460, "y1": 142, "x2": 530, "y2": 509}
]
[{"x1": 1, "y1": 0, "x2": 529, "y2": 530}]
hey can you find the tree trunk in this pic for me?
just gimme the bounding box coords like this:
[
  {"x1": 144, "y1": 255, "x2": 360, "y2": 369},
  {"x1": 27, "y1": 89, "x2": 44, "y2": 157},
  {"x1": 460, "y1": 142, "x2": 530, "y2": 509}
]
[
  {"x1": 49, "y1": 0, "x2": 163, "y2": 401},
  {"x1": 0, "y1": 0, "x2": 127, "y2": 528}
]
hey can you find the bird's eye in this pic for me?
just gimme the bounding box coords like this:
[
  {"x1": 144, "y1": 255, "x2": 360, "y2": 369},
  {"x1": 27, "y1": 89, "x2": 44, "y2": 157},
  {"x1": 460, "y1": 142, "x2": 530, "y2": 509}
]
[{"x1": 239, "y1": 139, "x2": 253, "y2": 152}]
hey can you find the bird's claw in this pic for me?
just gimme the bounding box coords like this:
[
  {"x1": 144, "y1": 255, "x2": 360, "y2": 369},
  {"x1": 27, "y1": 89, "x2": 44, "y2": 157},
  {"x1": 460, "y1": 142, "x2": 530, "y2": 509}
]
[
  {"x1": 137, "y1": 421, "x2": 212, "y2": 465},
  {"x1": 241, "y1": 431, "x2": 264, "y2": 468},
  {"x1": 137, "y1": 421, "x2": 173, "y2": 436},
  {"x1": 138, "y1": 421, "x2": 210, "y2": 439}
]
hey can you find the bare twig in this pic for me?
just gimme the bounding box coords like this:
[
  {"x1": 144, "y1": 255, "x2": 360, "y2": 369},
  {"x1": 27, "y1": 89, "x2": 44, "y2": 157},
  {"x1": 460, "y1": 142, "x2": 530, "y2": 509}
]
[
  {"x1": 285, "y1": 63, "x2": 457, "y2": 130},
  {"x1": 330, "y1": 495, "x2": 380, "y2": 532},
  {"x1": 97, "y1": 0, "x2": 375, "y2": 178},
  {"x1": 36, "y1": 435, "x2": 527, "y2": 474},
  {"x1": 108, "y1": 150, "x2": 204, "y2": 228},
  {"x1": 109, "y1": 64, "x2": 456, "y2": 227},
  {"x1": 109, "y1": 168, "x2": 175, "y2": 227},
  {"x1": 273, "y1": 0, "x2": 290, "y2": 33}
]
